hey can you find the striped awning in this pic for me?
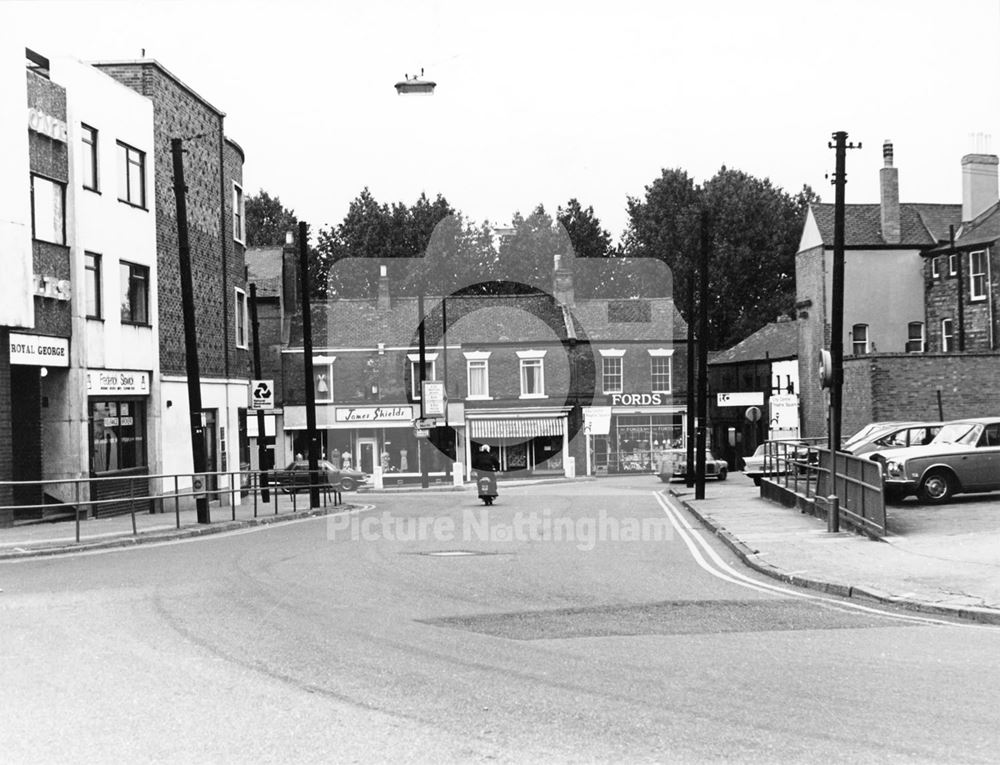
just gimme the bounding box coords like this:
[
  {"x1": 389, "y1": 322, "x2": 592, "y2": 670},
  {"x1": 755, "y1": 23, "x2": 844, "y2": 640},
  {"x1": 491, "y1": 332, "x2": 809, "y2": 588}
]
[{"x1": 470, "y1": 417, "x2": 564, "y2": 438}]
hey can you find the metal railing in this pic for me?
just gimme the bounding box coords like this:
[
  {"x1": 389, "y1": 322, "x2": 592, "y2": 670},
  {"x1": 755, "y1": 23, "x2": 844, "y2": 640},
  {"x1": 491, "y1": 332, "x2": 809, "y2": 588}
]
[
  {"x1": 0, "y1": 469, "x2": 343, "y2": 545},
  {"x1": 759, "y1": 440, "x2": 886, "y2": 538}
]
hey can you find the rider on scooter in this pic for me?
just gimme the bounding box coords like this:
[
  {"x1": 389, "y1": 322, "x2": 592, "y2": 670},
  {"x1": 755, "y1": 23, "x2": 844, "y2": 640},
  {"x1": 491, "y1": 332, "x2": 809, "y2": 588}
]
[{"x1": 473, "y1": 444, "x2": 500, "y2": 505}]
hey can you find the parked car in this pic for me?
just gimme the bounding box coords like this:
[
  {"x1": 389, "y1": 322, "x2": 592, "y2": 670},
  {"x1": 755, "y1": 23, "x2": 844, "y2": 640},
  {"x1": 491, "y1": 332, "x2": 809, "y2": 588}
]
[
  {"x1": 742, "y1": 440, "x2": 811, "y2": 486},
  {"x1": 872, "y1": 417, "x2": 1000, "y2": 503},
  {"x1": 657, "y1": 449, "x2": 728, "y2": 482},
  {"x1": 275, "y1": 459, "x2": 370, "y2": 492},
  {"x1": 843, "y1": 421, "x2": 943, "y2": 457}
]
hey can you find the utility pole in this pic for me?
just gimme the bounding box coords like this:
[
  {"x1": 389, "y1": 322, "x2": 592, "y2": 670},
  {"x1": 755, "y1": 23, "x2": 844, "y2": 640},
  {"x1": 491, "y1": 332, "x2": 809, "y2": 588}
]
[
  {"x1": 249, "y1": 283, "x2": 270, "y2": 503},
  {"x1": 695, "y1": 210, "x2": 710, "y2": 501},
  {"x1": 298, "y1": 221, "x2": 321, "y2": 508},
  {"x1": 418, "y1": 292, "x2": 429, "y2": 489},
  {"x1": 171, "y1": 138, "x2": 210, "y2": 524},
  {"x1": 685, "y1": 268, "x2": 696, "y2": 489},
  {"x1": 951, "y1": 225, "x2": 965, "y2": 351},
  {"x1": 827, "y1": 130, "x2": 861, "y2": 532}
]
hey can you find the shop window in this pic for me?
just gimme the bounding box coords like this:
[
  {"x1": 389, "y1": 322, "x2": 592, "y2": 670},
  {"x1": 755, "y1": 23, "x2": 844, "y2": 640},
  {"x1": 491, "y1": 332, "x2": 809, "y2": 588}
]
[
  {"x1": 465, "y1": 352, "x2": 491, "y2": 398},
  {"x1": 82, "y1": 124, "x2": 98, "y2": 191},
  {"x1": 314, "y1": 360, "x2": 333, "y2": 403},
  {"x1": 235, "y1": 287, "x2": 248, "y2": 348},
  {"x1": 120, "y1": 261, "x2": 149, "y2": 325},
  {"x1": 233, "y1": 182, "x2": 245, "y2": 243},
  {"x1": 117, "y1": 140, "x2": 146, "y2": 208},
  {"x1": 90, "y1": 400, "x2": 147, "y2": 472},
  {"x1": 905, "y1": 321, "x2": 924, "y2": 353},
  {"x1": 970, "y1": 250, "x2": 988, "y2": 301},
  {"x1": 408, "y1": 354, "x2": 437, "y2": 399},
  {"x1": 30, "y1": 174, "x2": 65, "y2": 244},
  {"x1": 85, "y1": 252, "x2": 102, "y2": 319},
  {"x1": 517, "y1": 350, "x2": 546, "y2": 398},
  {"x1": 941, "y1": 318, "x2": 954, "y2": 352},
  {"x1": 602, "y1": 356, "x2": 622, "y2": 394},
  {"x1": 851, "y1": 323, "x2": 869, "y2": 355}
]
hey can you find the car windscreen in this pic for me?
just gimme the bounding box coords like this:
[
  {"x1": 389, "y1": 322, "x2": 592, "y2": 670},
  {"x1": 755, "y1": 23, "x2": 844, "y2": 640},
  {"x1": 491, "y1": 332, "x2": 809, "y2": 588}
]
[{"x1": 931, "y1": 422, "x2": 981, "y2": 446}]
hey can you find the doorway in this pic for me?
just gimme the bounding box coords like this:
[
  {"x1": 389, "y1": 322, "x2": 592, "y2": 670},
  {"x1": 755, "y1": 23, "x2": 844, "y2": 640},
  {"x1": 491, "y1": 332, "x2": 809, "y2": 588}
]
[
  {"x1": 358, "y1": 438, "x2": 376, "y2": 474},
  {"x1": 202, "y1": 409, "x2": 218, "y2": 492}
]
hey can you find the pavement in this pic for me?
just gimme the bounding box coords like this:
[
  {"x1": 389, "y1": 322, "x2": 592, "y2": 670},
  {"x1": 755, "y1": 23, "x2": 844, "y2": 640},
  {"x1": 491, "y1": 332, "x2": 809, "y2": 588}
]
[{"x1": 2, "y1": 473, "x2": 998, "y2": 625}]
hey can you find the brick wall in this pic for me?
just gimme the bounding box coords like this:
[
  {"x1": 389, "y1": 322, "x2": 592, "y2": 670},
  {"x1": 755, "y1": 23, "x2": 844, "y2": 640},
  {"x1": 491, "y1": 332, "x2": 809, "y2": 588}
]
[
  {"x1": 925, "y1": 248, "x2": 998, "y2": 351},
  {"x1": 95, "y1": 62, "x2": 248, "y2": 381}
]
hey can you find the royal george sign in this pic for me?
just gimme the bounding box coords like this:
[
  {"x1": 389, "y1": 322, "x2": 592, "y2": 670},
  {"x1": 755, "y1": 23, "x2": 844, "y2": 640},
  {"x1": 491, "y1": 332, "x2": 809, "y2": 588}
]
[
  {"x1": 609, "y1": 393, "x2": 665, "y2": 407},
  {"x1": 87, "y1": 370, "x2": 150, "y2": 395},
  {"x1": 335, "y1": 405, "x2": 414, "y2": 423},
  {"x1": 9, "y1": 332, "x2": 69, "y2": 367}
]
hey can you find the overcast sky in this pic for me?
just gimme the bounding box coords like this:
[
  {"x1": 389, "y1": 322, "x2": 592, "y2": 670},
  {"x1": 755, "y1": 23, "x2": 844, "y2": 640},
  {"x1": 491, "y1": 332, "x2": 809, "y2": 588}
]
[{"x1": 11, "y1": 0, "x2": 1000, "y2": 242}]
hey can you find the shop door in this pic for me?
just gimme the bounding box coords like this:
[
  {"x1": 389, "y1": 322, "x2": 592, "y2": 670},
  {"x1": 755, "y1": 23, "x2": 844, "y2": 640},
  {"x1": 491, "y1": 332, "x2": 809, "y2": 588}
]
[
  {"x1": 202, "y1": 409, "x2": 218, "y2": 492},
  {"x1": 358, "y1": 438, "x2": 376, "y2": 474}
]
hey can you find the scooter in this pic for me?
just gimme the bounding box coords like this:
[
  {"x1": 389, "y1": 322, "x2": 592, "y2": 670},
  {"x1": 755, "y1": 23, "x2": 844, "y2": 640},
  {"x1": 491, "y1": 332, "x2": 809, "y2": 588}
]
[{"x1": 476, "y1": 472, "x2": 498, "y2": 506}]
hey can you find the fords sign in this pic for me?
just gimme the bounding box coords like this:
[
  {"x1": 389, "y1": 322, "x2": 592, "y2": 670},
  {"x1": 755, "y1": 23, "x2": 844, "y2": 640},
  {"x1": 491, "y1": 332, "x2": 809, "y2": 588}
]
[{"x1": 609, "y1": 393, "x2": 665, "y2": 407}]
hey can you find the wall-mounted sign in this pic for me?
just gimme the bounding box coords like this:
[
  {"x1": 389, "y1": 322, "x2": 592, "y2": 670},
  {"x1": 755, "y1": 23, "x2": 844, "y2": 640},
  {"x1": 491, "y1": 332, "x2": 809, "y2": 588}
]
[
  {"x1": 87, "y1": 370, "x2": 150, "y2": 395},
  {"x1": 27, "y1": 107, "x2": 68, "y2": 142},
  {"x1": 421, "y1": 380, "x2": 447, "y2": 417},
  {"x1": 609, "y1": 393, "x2": 664, "y2": 407},
  {"x1": 717, "y1": 392, "x2": 764, "y2": 407},
  {"x1": 249, "y1": 379, "x2": 274, "y2": 410},
  {"x1": 335, "y1": 405, "x2": 414, "y2": 423},
  {"x1": 33, "y1": 274, "x2": 71, "y2": 301},
  {"x1": 769, "y1": 393, "x2": 800, "y2": 432},
  {"x1": 583, "y1": 406, "x2": 612, "y2": 435},
  {"x1": 9, "y1": 332, "x2": 69, "y2": 367}
]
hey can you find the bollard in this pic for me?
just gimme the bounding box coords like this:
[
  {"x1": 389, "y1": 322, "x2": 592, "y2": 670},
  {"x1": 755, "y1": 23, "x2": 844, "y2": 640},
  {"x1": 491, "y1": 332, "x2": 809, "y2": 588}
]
[
  {"x1": 373, "y1": 465, "x2": 383, "y2": 491},
  {"x1": 453, "y1": 462, "x2": 464, "y2": 488},
  {"x1": 75, "y1": 480, "x2": 81, "y2": 543},
  {"x1": 826, "y1": 494, "x2": 840, "y2": 533},
  {"x1": 174, "y1": 474, "x2": 181, "y2": 529},
  {"x1": 253, "y1": 472, "x2": 258, "y2": 518}
]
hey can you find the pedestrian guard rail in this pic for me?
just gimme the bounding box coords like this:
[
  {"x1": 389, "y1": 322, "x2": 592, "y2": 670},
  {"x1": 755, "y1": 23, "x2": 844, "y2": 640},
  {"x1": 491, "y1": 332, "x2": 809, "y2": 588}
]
[
  {"x1": 756, "y1": 439, "x2": 887, "y2": 538},
  {"x1": 0, "y1": 468, "x2": 343, "y2": 544}
]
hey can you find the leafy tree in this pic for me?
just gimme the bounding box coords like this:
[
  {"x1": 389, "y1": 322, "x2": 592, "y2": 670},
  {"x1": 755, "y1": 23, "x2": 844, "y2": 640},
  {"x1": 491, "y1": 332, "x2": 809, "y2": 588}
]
[{"x1": 245, "y1": 190, "x2": 298, "y2": 247}]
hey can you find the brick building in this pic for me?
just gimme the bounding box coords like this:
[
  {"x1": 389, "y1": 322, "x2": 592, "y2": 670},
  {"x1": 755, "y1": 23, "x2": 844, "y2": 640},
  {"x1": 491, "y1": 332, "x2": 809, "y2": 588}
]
[{"x1": 93, "y1": 59, "x2": 251, "y2": 495}]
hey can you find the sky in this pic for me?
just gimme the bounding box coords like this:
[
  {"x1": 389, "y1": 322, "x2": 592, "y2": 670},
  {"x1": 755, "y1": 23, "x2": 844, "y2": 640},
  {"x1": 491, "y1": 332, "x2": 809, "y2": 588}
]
[{"x1": 9, "y1": 0, "x2": 1000, "y2": 243}]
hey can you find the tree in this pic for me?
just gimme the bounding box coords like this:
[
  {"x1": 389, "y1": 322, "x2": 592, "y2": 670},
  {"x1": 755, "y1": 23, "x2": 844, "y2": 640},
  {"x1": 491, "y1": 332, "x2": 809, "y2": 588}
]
[
  {"x1": 245, "y1": 190, "x2": 298, "y2": 247},
  {"x1": 557, "y1": 199, "x2": 612, "y2": 260}
]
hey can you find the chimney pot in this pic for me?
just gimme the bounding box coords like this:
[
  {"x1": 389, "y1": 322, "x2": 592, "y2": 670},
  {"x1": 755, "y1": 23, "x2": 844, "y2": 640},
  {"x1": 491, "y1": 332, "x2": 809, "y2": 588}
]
[{"x1": 883, "y1": 139, "x2": 893, "y2": 167}]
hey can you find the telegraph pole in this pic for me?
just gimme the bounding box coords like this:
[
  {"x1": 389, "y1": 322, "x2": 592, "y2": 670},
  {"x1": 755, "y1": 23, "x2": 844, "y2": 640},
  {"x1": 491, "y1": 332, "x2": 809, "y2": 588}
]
[
  {"x1": 418, "y1": 292, "x2": 429, "y2": 489},
  {"x1": 249, "y1": 283, "x2": 270, "y2": 502},
  {"x1": 171, "y1": 138, "x2": 210, "y2": 524},
  {"x1": 695, "y1": 210, "x2": 710, "y2": 501},
  {"x1": 298, "y1": 221, "x2": 321, "y2": 509},
  {"x1": 685, "y1": 268, "x2": 696, "y2": 489},
  {"x1": 827, "y1": 130, "x2": 861, "y2": 532}
]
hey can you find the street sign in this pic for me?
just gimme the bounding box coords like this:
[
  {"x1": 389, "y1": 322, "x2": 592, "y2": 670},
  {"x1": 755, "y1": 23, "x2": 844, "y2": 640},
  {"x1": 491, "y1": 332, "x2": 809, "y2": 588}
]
[
  {"x1": 414, "y1": 427, "x2": 430, "y2": 438},
  {"x1": 415, "y1": 417, "x2": 440, "y2": 429},
  {"x1": 191, "y1": 474, "x2": 207, "y2": 499},
  {"x1": 717, "y1": 392, "x2": 764, "y2": 407},
  {"x1": 250, "y1": 379, "x2": 275, "y2": 410},
  {"x1": 421, "y1": 380, "x2": 446, "y2": 417},
  {"x1": 745, "y1": 406, "x2": 762, "y2": 423}
]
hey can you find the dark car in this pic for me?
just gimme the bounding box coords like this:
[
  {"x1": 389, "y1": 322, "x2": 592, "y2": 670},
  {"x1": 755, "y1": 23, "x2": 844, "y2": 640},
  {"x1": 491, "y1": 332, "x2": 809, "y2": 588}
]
[
  {"x1": 873, "y1": 417, "x2": 1000, "y2": 503},
  {"x1": 276, "y1": 459, "x2": 369, "y2": 492}
]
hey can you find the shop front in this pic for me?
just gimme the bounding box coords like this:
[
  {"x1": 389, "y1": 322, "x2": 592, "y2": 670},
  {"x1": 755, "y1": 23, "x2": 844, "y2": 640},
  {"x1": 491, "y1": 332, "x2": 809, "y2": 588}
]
[
  {"x1": 465, "y1": 408, "x2": 571, "y2": 478},
  {"x1": 584, "y1": 393, "x2": 685, "y2": 475},
  {"x1": 87, "y1": 369, "x2": 152, "y2": 516}
]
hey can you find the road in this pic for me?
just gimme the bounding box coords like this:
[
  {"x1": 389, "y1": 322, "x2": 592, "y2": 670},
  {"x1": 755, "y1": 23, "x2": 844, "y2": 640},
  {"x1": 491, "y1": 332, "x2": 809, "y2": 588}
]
[{"x1": 2, "y1": 476, "x2": 998, "y2": 763}]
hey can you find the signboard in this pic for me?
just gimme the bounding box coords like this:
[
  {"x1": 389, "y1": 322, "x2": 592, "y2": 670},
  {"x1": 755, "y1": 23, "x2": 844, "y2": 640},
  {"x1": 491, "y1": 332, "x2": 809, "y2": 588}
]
[
  {"x1": 609, "y1": 393, "x2": 665, "y2": 407},
  {"x1": 9, "y1": 333, "x2": 69, "y2": 367},
  {"x1": 250, "y1": 379, "x2": 275, "y2": 410},
  {"x1": 717, "y1": 391, "x2": 764, "y2": 407},
  {"x1": 583, "y1": 406, "x2": 612, "y2": 435},
  {"x1": 745, "y1": 406, "x2": 762, "y2": 423},
  {"x1": 33, "y1": 274, "x2": 71, "y2": 301},
  {"x1": 421, "y1": 380, "x2": 446, "y2": 418},
  {"x1": 247, "y1": 414, "x2": 277, "y2": 438},
  {"x1": 769, "y1": 393, "x2": 800, "y2": 432},
  {"x1": 335, "y1": 405, "x2": 413, "y2": 423},
  {"x1": 28, "y1": 107, "x2": 68, "y2": 142},
  {"x1": 414, "y1": 427, "x2": 430, "y2": 438},
  {"x1": 415, "y1": 417, "x2": 440, "y2": 429},
  {"x1": 86, "y1": 369, "x2": 149, "y2": 395}
]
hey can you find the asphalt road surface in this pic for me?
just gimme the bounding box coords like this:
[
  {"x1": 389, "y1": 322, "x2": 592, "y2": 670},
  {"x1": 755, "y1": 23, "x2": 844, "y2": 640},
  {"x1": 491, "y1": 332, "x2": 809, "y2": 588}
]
[{"x1": 2, "y1": 476, "x2": 998, "y2": 763}]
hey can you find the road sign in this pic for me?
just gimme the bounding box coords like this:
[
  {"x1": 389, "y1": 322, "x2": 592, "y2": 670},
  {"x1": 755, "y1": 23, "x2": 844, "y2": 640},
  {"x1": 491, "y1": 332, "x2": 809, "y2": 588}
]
[
  {"x1": 191, "y1": 474, "x2": 207, "y2": 499},
  {"x1": 415, "y1": 417, "x2": 440, "y2": 429},
  {"x1": 421, "y1": 380, "x2": 446, "y2": 417},
  {"x1": 414, "y1": 427, "x2": 430, "y2": 438},
  {"x1": 250, "y1": 379, "x2": 275, "y2": 410},
  {"x1": 717, "y1": 392, "x2": 764, "y2": 407},
  {"x1": 745, "y1": 406, "x2": 762, "y2": 423}
]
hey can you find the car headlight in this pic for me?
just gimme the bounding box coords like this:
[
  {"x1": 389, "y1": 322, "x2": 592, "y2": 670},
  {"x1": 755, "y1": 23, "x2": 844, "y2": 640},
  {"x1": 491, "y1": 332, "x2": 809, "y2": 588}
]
[{"x1": 885, "y1": 460, "x2": 905, "y2": 478}]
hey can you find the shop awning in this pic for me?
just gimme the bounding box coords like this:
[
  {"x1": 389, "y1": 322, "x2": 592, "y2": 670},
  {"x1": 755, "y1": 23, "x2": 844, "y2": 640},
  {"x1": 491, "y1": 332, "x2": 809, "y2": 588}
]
[{"x1": 470, "y1": 417, "x2": 564, "y2": 438}]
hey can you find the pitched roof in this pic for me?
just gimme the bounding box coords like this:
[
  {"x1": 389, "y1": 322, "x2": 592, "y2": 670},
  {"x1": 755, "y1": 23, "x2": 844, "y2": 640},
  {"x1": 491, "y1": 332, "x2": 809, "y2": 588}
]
[
  {"x1": 927, "y1": 200, "x2": 1000, "y2": 253},
  {"x1": 709, "y1": 318, "x2": 798, "y2": 365},
  {"x1": 245, "y1": 246, "x2": 283, "y2": 298},
  {"x1": 811, "y1": 203, "x2": 961, "y2": 248}
]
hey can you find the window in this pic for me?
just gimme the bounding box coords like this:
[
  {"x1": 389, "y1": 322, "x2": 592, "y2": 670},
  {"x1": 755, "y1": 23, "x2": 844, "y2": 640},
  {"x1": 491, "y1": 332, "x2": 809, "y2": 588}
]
[
  {"x1": 30, "y1": 174, "x2": 65, "y2": 244},
  {"x1": 970, "y1": 250, "x2": 988, "y2": 301},
  {"x1": 941, "y1": 318, "x2": 954, "y2": 352},
  {"x1": 90, "y1": 400, "x2": 147, "y2": 472},
  {"x1": 602, "y1": 356, "x2": 623, "y2": 394},
  {"x1": 235, "y1": 288, "x2": 248, "y2": 348},
  {"x1": 931, "y1": 256, "x2": 940, "y2": 279},
  {"x1": 464, "y1": 352, "x2": 491, "y2": 399},
  {"x1": 649, "y1": 348, "x2": 674, "y2": 392},
  {"x1": 517, "y1": 350, "x2": 546, "y2": 398},
  {"x1": 233, "y1": 183, "x2": 245, "y2": 243},
  {"x1": 905, "y1": 321, "x2": 924, "y2": 353},
  {"x1": 85, "y1": 252, "x2": 102, "y2": 319},
  {"x1": 117, "y1": 141, "x2": 146, "y2": 207},
  {"x1": 851, "y1": 323, "x2": 869, "y2": 355},
  {"x1": 82, "y1": 124, "x2": 98, "y2": 191},
  {"x1": 408, "y1": 354, "x2": 438, "y2": 400},
  {"x1": 313, "y1": 359, "x2": 334, "y2": 403},
  {"x1": 120, "y1": 261, "x2": 149, "y2": 324},
  {"x1": 948, "y1": 252, "x2": 958, "y2": 277}
]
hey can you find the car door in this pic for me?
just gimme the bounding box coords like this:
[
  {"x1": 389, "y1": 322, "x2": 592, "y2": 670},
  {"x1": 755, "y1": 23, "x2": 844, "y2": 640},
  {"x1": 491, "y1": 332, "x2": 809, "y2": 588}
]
[{"x1": 966, "y1": 424, "x2": 1000, "y2": 490}]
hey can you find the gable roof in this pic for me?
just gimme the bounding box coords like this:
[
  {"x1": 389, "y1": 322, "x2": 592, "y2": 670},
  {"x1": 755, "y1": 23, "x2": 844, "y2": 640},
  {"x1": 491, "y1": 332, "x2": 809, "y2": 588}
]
[
  {"x1": 709, "y1": 318, "x2": 798, "y2": 365},
  {"x1": 927, "y1": 200, "x2": 1000, "y2": 253},
  {"x1": 810, "y1": 203, "x2": 961, "y2": 248}
]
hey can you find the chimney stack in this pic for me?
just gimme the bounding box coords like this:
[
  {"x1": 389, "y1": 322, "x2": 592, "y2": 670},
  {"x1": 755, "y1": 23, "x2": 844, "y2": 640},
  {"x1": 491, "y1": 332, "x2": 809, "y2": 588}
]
[
  {"x1": 377, "y1": 264, "x2": 391, "y2": 311},
  {"x1": 961, "y1": 146, "x2": 999, "y2": 223},
  {"x1": 553, "y1": 253, "x2": 574, "y2": 307},
  {"x1": 879, "y1": 140, "x2": 901, "y2": 244}
]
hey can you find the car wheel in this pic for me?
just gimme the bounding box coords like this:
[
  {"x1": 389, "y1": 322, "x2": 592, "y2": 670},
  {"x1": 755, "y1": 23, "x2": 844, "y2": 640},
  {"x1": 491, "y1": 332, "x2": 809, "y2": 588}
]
[
  {"x1": 918, "y1": 470, "x2": 955, "y2": 504},
  {"x1": 717, "y1": 468, "x2": 727, "y2": 481},
  {"x1": 339, "y1": 477, "x2": 356, "y2": 491}
]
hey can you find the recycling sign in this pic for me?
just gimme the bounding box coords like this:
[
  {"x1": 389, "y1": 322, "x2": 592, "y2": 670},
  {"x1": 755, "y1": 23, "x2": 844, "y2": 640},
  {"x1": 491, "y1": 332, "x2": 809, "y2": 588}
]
[{"x1": 250, "y1": 379, "x2": 275, "y2": 410}]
